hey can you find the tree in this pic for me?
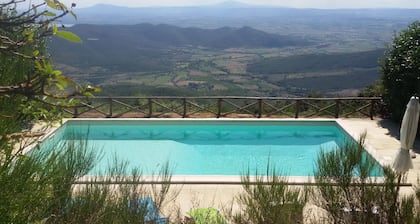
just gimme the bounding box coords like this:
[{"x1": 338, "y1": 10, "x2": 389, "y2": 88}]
[
  {"x1": 1, "y1": 3, "x2": 175, "y2": 223},
  {"x1": 0, "y1": 0, "x2": 88, "y2": 137},
  {"x1": 381, "y1": 21, "x2": 420, "y2": 121},
  {"x1": 0, "y1": 1, "x2": 92, "y2": 222}
]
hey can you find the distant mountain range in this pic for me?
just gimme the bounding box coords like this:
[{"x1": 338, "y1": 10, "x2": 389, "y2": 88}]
[
  {"x1": 49, "y1": 23, "x2": 310, "y2": 72},
  {"x1": 65, "y1": 3, "x2": 420, "y2": 28},
  {"x1": 60, "y1": 3, "x2": 420, "y2": 51},
  {"x1": 203, "y1": 1, "x2": 256, "y2": 8},
  {"x1": 58, "y1": 23, "x2": 309, "y2": 49}
]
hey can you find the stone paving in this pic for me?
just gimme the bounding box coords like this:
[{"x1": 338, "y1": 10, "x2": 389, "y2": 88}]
[
  {"x1": 337, "y1": 118, "x2": 420, "y2": 185},
  {"x1": 164, "y1": 118, "x2": 420, "y2": 220},
  {"x1": 37, "y1": 118, "x2": 420, "y2": 220}
]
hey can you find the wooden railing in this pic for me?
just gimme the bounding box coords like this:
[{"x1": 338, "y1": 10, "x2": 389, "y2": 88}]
[{"x1": 63, "y1": 96, "x2": 382, "y2": 120}]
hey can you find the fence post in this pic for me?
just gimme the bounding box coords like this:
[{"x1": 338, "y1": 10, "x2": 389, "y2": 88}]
[
  {"x1": 295, "y1": 100, "x2": 300, "y2": 118},
  {"x1": 370, "y1": 99, "x2": 375, "y2": 120},
  {"x1": 217, "y1": 98, "x2": 222, "y2": 118},
  {"x1": 183, "y1": 98, "x2": 187, "y2": 118},
  {"x1": 335, "y1": 99, "x2": 340, "y2": 118},
  {"x1": 108, "y1": 97, "x2": 113, "y2": 118},
  {"x1": 73, "y1": 106, "x2": 78, "y2": 118},
  {"x1": 258, "y1": 98, "x2": 263, "y2": 118},
  {"x1": 147, "y1": 98, "x2": 152, "y2": 118}
]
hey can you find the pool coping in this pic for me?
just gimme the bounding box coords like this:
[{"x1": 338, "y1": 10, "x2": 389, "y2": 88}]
[
  {"x1": 44, "y1": 117, "x2": 407, "y2": 185},
  {"x1": 74, "y1": 175, "x2": 409, "y2": 186}
]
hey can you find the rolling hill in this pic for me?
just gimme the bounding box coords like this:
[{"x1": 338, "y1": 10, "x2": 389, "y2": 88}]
[
  {"x1": 52, "y1": 23, "x2": 310, "y2": 49},
  {"x1": 248, "y1": 49, "x2": 384, "y2": 74},
  {"x1": 49, "y1": 23, "x2": 311, "y2": 72}
]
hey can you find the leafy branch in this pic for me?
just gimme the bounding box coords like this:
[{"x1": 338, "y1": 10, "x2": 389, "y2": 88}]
[{"x1": 0, "y1": 0, "x2": 94, "y2": 139}]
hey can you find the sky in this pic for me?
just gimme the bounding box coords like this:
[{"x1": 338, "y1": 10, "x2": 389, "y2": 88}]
[{"x1": 57, "y1": 0, "x2": 420, "y2": 9}]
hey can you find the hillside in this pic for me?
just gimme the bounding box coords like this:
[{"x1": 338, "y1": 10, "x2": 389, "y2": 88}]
[
  {"x1": 49, "y1": 21, "x2": 387, "y2": 97},
  {"x1": 52, "y1": 23, "x2": 310, "y2": 49},
  {"x1": 248, "y1": 49, "x2": 384, "y2": 74},
  {"x1": 50, "y1": 24, "x2": 310, "y2": 72}
]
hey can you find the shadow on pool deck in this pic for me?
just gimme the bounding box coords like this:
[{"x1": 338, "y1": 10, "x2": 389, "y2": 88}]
[{"x1": 377, "y1": 119, "x2": 420, "y2": 154}]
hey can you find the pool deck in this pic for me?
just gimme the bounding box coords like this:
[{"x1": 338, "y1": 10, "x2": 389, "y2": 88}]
[
  {"x1": 42, "y1": 118, "x2": 420, "y2": 219},
  {"x1": 337, "y1": 118, "x2": 420, "y2": 184},
  {"x1": 155, "y1": 118, "x2": 420, "y2": 219}
]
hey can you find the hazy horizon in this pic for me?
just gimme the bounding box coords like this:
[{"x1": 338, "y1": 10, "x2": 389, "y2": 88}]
[{"x1": 56, "y1": 0, "x2": 420, "y2": 9}]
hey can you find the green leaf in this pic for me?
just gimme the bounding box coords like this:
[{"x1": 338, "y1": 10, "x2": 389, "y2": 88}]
[
  {"x1": 33, "y1": 50, "x2": 40, "y2": 56},
  {"x1": 84, "y1": 92, "x2": 94, "y2": 97},
  {"x1": 70, "y1": 10, "x2": 78, "y2": 20},
  {"x1": 55, "y1": 83, "x2": 65, "y2": 90},
  {"x1": 93, "y1": 87, "x2": 101, "y2": 92},
  {"x1": 52, "y1": 70, "x2": 62, "y2": 76},
  {"x1": 23, "y1": 28, "x2": 35, "y2": 40},
  {"x1": 55, "y1": 30, "x2": 82, "y2": 43},
  {"x1": 58, "y1": 2, "x2": 68, "y2": 10},
  {"x1": 27, "y1": 32, "x2": 34, "y2": 41},
  {"x1": 45, "y1": 0, "x2": 58, "y2": 9},
  {"x1": 52, "y1": 24, "x2": 57, "y2": 35},
  {"x1": 35, "y1": 61, "x2": 42, "y2": 70},
  {"x1": 44, "y1": 11, "x2": 56, "y2": 17},
  {"x1": 43, "y1": 60, "x2": 53, "y2": 73},
  {"x1": 45, "y1": 0, "x2": 65, "y2": 10},
  {"x1": 22, "y1": 29, "x2": 32, "y2": 36}
]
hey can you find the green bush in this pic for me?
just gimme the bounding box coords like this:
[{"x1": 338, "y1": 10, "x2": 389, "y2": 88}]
[
  {"x1": 0, "y1": 134, "x2": 174, "y2": 224},
  {"x1": 188, "y1": 208, "x2": 227, "y2": 224},
  {"x1": 0, "y1": 137, "x2": 96, "y2": 223},
  {"x1": 381, "y1": 21, "x2": 420, "y2": 121}
]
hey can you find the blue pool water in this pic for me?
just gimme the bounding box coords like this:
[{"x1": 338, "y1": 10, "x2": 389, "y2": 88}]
[{"x1": 41, "y1": 120, "x2": 380, "y2": 176}]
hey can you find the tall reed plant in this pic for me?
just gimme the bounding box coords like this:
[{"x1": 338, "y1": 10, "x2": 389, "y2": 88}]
[
  {"x1": 312, "y1": 134, "x2": 420, "y2": 223},
  {"x1": 0, "y1": 135, "x2": 97, "y2": 223},
  {"x1": 0, "y1": 133, "x2": 175, "y2": 224},
  {"x1": 233, "y1": 162, "x2": 306, "y2": 223}
]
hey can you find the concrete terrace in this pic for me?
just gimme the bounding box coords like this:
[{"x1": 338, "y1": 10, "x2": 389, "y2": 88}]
[
  {"x1": 150, "y1": 118, "x2": 420, "y2": 218},
  {"x1": 338, "y1": 118, "x2": 420, "y2": 184},
  {"x1": 40, "y1": 117, "x2": 420, "y2": 220}
]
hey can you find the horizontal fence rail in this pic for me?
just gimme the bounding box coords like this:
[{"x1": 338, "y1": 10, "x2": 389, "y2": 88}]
[{"x1": 63, "y1": 96, "x2": 382, "y2": 120}]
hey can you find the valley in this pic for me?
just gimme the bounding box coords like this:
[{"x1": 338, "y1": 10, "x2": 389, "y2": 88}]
[{"x1": 50, "y1": 5, "x2": 420, "y2": 97}]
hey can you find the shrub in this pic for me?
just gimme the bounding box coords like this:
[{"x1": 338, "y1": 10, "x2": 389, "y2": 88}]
[
  {"x1": 381, "y1": 21, "x2": 420, "y2": 121},
  {"x1": 311, "y1": 134, "x2": 420, "y2": 223},
  {"x1": 188, "y1": 208, "x2": 227, "y2": 224},
  {"x1": 0, "y1": 133, "x2": 174, "y2": 224},
  {"x1": 0, "y1": 137, "x2": 96, "y2": 223},
  {"x1": 233, "y1": 163, "x2": 306, "y2": 224}
]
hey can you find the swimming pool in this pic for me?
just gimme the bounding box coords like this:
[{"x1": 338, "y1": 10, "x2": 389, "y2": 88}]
[{"x1": 40, "y1": 119, "x2": 381, "y2": 176}]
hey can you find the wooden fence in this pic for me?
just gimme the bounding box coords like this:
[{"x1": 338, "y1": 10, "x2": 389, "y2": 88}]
[{"x1": 63, "y1": 96, "x2": 382, "y2": 119}]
